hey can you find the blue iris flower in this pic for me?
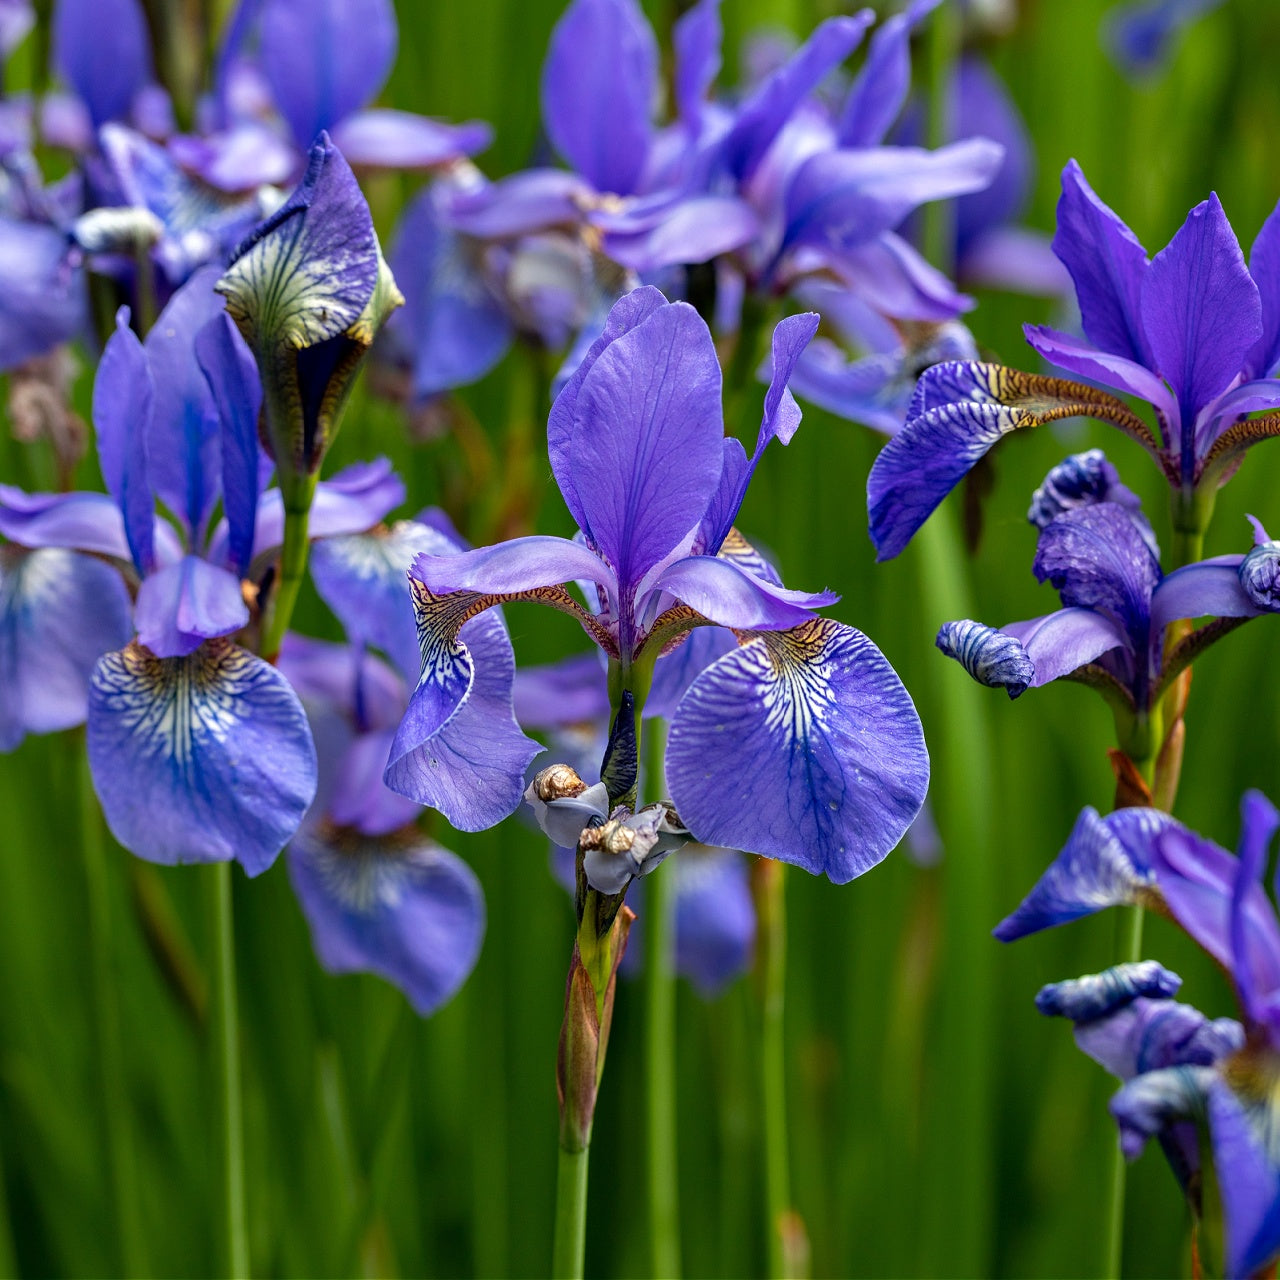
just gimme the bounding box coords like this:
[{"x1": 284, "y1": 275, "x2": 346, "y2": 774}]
[
  {"x1": 1011, "y1": 794, "x2": 1280, "y2": 1280},
  {"x1": 382, "y1": 287, "x2": 929, "y2": 883},
  {"x1": 869, "y1": 161, "x2": 1280, "y2": 560}
]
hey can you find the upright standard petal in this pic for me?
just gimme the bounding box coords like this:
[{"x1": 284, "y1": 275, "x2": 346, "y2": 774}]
[
  {"x1": 540, "y1": 0, "x2": 657, "y2": 196},
  {"x1": 52, "y1": 0, "x2": 150, "y2": 127},
  {"x1": 93, "y1": 310, "x2": 155, "y2": 574},
  {"x1": 667, "y1": 617, "x2": 929, "y2": 883},
  {"x1": 288, "y1": 826, "x2": 484, "y2": 1017},
  {"x1": 1208, "y1": 1076, "x2": 1280, "y2": 1280},
  {"x1": 568, "y1": 298, "x2": 724, "y2": 597},
  {"x1": 0, "y1": 548, "x2": 132, "y2": 750},
  {"x1": 259, "y1": 0, "x2": 396, "y2": 151},
  {"x1": 1141, "y1": 195, "x2": 1262, "y2": 442},
  {"x1": 1248, "y1": 200, "x2": 1280, "y2": 378},
  {"x1": 87, "y1": 638, "x2": 317, "y2": 873},
  {"x1": 673, "y1": 0, "x2": 721, "y2": 130},
  {"x1": 836, "y1": 0, "x2": 938, "y2": 148},
  {"x1": 1051, "y1": 160, "x2": 1150, "y2": 364}
]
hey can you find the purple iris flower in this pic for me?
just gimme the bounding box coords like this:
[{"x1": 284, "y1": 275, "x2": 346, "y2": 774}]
[
  {"x1": 935, "y1": 456, "x2": 1280, "y2": 714},
  {"x1": 384, "y1": 287, "x2": 929, "y2": 882},
  {"x1": 1004, "y1": 793, "x2": 1280, "y2": 1280},
  {"x1": 0, "y1": 271, "x2": 403, "y2": 871},
  {"x1": 177, "y1": 0, "x2": 491, "y2": 193},
  {"x1": 278, "y1": 635, "x2": 485, "y2": 1017},
  {"x1": 869, "y1": 162, "x2": 1280, "y2": 560}
]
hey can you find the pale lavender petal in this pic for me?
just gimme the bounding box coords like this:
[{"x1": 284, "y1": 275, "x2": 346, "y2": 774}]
[
  {"x1": 785, "y1": 139, "x2": 1005, "y2": 255},
  {"x1": 820, "y1": 232, "x2": 972, "y2": 322},
  {"x1": 1003, "y1": 608, "x2": 1131, "y2": 686},
  {"x1": 786, "y1": 339, "x2": 905, "y2": 435},
  {"x1": 1141, "y1": 194, "x2": 1261, "y2": 433},
  {"x1": 959, "y1": 226, "x2": 1071, "y2": 297},
  {"x1": 569, "y1": 298, "x2": 723, "y2": 596},
  {"x1": 169, "y1": 124, "x2": 297, "y2": 193},
  {"x1": 410, "y1": 534, "x2": 612, "y2": 601},
  {"x1": 0, "y1": 487, "x2": 132, "y2": 560},
  {"x1": 1052, "y1": 159, "x2": 1150, "y2": 364},
  {"x1": 134, "y1": 555, "x2": 248, "y2": 657},
  {"x1": 0, "y1": 547, "x2": 132, "y2": 750},
  {"x1": 277, "y1": 633, "x2": 405, "y2": 734},
  {"x1": 541, "y1": 0, "x2": 656, "y2": 196},
  {"x1": 1149, "y1": 559, "x2": 1259, "y2": 635},
  {"x1": 836, "y1": 0, "x2": 938, "y2": 147},
  {"x1": 288, "y1": 827, "x2": 483, "y2": 1016},
  {"x1": 88, "y1": 639, "x2": 317, "y2": 873},
  {"x1": 668, "y1": 617, "x2": 928, "y2": 882},
  {"x1": 674, "y1": 846, "x2": 754, "y2": 995},
  {"x1": 444, "y1": 169, "x2": 593, "y2": 239},
  {"x1": 645, "y1": 625, "x2": 735, "y2": 721},
  {"x1": 326, "y1": 729, "x2": 420, "y2": 836},
  {"x1": 601, "y1": 195, "x2": 759, "y2": 272},
  {"x1": 652, "y1": 554, "x2": 834, "y2": 632},
  {"x1": 259, "y1": 0, "x2": 395, "y2": 150},
  {"x1": 0, "y1": 216, "x2": 86, "y2": 371},
  {"x1": 1110, "y1": 1065, "x2": 1214, "y2": 1162},
  {"x1": 331, "y1": 109, "x2": 491, "y2": 170},
  {"x1": 673, "y1": 0, "x2": 721, "y2": 128},
  {"x1": 513, "y1": 653, "x2": 610, "y2": 729}
]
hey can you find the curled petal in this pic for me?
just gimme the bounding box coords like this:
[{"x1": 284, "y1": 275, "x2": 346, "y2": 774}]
[
  {"x1": 0, "y1": 548, "x2": 132, "y2": 750},
  {"x1": 1028, "y1": 450, "x2": 1150, "y2": 537},
  {"x1": 87, "y1": 639, "x2": 317, "y2": 873},
  {"x1": 1240, "y1": 540, "x2": 1280, "y2": 612},
  {"x1": 935, "y1": 620, "x2": 1034, "y2": 698},
  {"x1": 288, "y1": 826, "x2": 484, "y2": 1017},
  {"x1": 1110, "y1": 1065, "x2": 1214, "y2": 1161},
  {"x1": 993, "y1": 806, "x2": 1171, "y2": 942},
  {"x1": 667, "y1": 617, "x2": 929, "y2": 883},
  {"x1": 1035, "y1": 962, "x2": 1182, "y2": 1023}
]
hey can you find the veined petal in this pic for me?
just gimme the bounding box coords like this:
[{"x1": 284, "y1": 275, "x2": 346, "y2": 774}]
[
  {"x1": 93, "y1": 309, "x2": 155, "y2": 573},
  {"x1": 1035, "y1": 962, "x2": 1181, "y2": 1028},
  {"x1": 540, "y1": 0, "x2": 657, "y2": 196},
  {"x1": 87, "y1": 638, "x2": 317, "y2": 873},
  {"x1": 935, "y1": 620, "x2": 1034, "y2": 698},
  {"x1": 134, "y1": 555, "x2": 248, "y2": 658},
  {"x1": 993, "y1": 806, "x2": 1170, "y2": 942},
  {"x1": 1028, "y1": 450, "x2": 1150, "y2": 534},
  {"x1": 836, "y1": 0, "x2": 938, "y2": 147},
  {"x1": 0, "y1": 547, "x2": 132, "y2": 750},
  {"x1": 548, "y1": 285, "x2": 667, "y2": 534},
  {"x1": 667, "y1": 617, "x2": 928, "y2": 883},
  {"x1": 720, "y1": 13, "x2": 873, "y2": 183},
  {"x1": 260, "y1": 0, "x2": 395, "y2": 150},
  {"x1": 1141, "y1": 194, "x2": 1261, "y2": 434},
  {"x1": 649, "y1": 554, "x2": 835, "y2": 639},
  {"x1": 1032, "y1": 503, "x2": 1160, "y2": 642},
  {"x1": 1052, "y1": 159, "x2": 1150, "y2": 364},
  {"x1": 310, "y1": 519, "x2": 450, "y2": 686},
  {"x1": 568, "y1": 298, "x2": 724, "y2": 597},
  {"x1": 330, "y1": 109, "x2": 491, "y2": 171},
  {"x1": 287, "y1": 826, "x2": 484, "y2": 1017}
]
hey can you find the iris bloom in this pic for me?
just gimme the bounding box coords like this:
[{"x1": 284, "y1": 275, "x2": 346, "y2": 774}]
[
  {"x1": 936, "y1": 454, "x2": 1280, "y2": 729},
  {"x1": 869, "y1": 162, "x2": 1280, "y2": 560},
  {"x1": 385, "y1": 287, "x2": 929, "y2": 882},
  {"x1": 0, "y1": 271, "x2": 402, "y2": 870},
  {"x1": 1004, "y1": 794, "x2": 1280, "y2": 1279}
]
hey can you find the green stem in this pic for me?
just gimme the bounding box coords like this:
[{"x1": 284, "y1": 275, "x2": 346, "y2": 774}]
[
  {"x1": 133, "y1": 242, "x2": 158, "y2": 337},
  {"x1": 753, "y1": 859, "x2": 793, "y2": 1279},
  {"x1": 209, "y1": 861, "x2": 249, "y2": 1279},
  {"x1": 78, "y1": 750, "x2": 148, "y2": 1277},
  {"x1": 260, "y1": 494, "x2": 314, "y2": 661},
  {"x1": 552, "y1": 1146, "x2": 589, "y2": 1280},
  {"x1": 1102, "y1": 904, "x2": 1145, "y2": 1280},
  {"x1": 644, "y1": 724, "x2": 680, "y2": 1279}
]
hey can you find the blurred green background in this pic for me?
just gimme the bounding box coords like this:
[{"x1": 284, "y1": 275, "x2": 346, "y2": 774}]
[{"x1": 3, "y1": 0, "x2": 1280, "y2": 1275}]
